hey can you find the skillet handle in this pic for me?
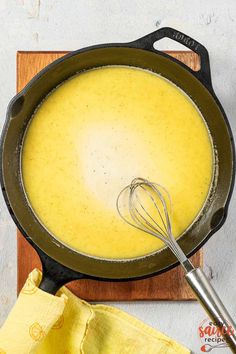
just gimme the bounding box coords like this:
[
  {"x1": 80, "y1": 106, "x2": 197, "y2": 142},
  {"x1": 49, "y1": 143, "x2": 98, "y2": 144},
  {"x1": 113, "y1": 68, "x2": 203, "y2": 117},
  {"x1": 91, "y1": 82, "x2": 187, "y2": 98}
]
[
  {"x1": 36, "y1": 246, "x2": 84, "y2": 295},
  {"x1": 132, "y1": 27, "x2": 212, "y2": 89},
  {"x1": 186, "y1": 268, "x2": 236, "y2": 352}
]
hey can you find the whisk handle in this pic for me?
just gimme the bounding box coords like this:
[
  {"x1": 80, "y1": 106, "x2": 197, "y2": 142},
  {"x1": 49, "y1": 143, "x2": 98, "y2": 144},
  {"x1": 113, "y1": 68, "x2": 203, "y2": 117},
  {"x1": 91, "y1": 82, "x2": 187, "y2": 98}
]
[{"x1": 186, "y1": 268, "x2": 236, "y2": 352}]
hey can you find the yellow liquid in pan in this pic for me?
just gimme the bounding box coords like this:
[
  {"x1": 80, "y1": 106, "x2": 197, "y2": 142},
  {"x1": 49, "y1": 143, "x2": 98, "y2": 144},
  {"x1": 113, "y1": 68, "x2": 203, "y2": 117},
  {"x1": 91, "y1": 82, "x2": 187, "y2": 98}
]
[{"x1": 22, "y1": 66, "x2": 213, "y2": 259}]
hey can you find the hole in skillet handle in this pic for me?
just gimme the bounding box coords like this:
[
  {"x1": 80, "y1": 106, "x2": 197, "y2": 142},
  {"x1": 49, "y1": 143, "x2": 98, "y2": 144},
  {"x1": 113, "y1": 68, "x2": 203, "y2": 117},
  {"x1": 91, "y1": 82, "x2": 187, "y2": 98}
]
[
  {"x1": 35, "y1": 245, "x2": 84, "y2": 295},
  {"x1": 153, "y1": 37, "x2": 201, "y2": 66},
  {"x1": 129, "y1": 27, "x2": 213, "y2": 91}
]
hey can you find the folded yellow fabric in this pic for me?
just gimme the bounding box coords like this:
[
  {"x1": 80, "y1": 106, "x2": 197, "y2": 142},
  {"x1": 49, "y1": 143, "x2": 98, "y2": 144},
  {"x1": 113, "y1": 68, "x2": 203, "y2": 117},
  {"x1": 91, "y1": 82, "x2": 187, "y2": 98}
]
[{"x1": 0, "y1": 269, "x2": 190, "y2": 354}]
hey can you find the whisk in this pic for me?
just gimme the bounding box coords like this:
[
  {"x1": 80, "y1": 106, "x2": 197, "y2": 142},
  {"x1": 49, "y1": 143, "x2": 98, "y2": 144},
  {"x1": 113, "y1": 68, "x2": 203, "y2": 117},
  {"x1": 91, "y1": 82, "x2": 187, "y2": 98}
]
[{"x1": 117, "y1": 178, "x2": 236, "y2": 353}]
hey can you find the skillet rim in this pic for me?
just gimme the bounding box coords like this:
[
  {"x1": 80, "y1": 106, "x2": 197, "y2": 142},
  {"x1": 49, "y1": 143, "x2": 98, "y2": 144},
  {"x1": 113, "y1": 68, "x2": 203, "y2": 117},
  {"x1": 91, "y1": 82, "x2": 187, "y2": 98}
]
[{"x1": 0, "y1": 37, "x2": 235, "y2": 280}]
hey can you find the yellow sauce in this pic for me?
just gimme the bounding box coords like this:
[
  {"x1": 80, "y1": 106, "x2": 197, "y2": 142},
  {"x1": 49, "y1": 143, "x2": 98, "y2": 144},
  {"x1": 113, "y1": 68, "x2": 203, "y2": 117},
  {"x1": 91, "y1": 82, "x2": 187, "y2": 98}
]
[{"x1": 22, "y1": 66, "x2": 213, "y2": 259}]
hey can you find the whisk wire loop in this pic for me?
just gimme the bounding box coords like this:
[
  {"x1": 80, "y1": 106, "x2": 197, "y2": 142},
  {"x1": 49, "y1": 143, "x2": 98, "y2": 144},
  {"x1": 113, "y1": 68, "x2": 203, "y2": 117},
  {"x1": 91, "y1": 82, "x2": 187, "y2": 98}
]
[
  {"x1": 116, "y1": 177, "x2": 188, "y2": 266},
  {"x1": 134, "y1": 184, "x2": 169, "y2": 236}
]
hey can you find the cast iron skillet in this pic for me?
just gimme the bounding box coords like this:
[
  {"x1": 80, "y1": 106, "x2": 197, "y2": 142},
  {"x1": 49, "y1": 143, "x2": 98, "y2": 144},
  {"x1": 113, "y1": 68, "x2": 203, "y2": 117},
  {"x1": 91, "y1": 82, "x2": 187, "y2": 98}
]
[{"x1": 0, "y1": 27, "x2": 235, "y2": 294}]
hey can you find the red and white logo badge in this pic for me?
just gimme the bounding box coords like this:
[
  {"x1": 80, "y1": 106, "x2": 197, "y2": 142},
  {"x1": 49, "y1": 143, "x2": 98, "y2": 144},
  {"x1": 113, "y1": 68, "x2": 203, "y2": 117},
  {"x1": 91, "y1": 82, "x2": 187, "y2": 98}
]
[{"x1": 198, "y1": 318, "x2": 233, "y2": 352}]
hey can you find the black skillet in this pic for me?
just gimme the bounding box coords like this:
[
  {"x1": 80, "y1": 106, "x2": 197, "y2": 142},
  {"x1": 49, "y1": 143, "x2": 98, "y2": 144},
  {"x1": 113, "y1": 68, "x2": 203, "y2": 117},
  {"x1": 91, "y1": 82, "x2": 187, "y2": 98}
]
[{"x1": 0, "y1": 27, "x2": 234, "y2": 295}]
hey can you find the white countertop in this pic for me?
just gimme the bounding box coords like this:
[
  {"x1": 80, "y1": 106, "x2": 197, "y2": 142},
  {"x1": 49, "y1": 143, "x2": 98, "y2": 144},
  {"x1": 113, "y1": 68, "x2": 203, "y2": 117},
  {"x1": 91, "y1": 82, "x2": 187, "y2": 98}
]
[{"x1": 0, "y1": 1, "x2": 236, "y2": 353}]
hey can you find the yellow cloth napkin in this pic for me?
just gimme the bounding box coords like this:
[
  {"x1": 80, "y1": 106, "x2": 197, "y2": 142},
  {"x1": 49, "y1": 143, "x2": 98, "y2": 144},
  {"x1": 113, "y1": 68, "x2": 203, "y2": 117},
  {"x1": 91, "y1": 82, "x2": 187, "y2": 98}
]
[{"x1": 0, "y1": 269, "x2": 190, "y2": 354}]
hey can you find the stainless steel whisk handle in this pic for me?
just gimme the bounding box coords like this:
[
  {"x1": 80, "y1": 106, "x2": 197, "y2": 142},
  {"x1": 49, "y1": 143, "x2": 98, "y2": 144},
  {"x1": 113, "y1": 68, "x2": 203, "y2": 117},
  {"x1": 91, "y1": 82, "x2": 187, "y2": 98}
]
[{"x1": 186, "y1": 268, "x2": 236, "y2": 353}]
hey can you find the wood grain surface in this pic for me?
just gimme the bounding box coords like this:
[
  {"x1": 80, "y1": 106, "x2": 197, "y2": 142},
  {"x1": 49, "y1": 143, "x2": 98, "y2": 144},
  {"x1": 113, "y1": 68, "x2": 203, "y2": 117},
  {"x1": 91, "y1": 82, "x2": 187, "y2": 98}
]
[{"x1": 17, "y1": 50, "x2": 202, "y2": 301}]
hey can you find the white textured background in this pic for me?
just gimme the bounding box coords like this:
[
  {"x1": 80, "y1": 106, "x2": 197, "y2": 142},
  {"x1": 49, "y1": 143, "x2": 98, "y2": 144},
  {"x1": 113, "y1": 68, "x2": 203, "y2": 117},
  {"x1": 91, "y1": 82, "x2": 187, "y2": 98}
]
[{"x1": 0, "y1": 1, "x2": 236, "y2": 353}]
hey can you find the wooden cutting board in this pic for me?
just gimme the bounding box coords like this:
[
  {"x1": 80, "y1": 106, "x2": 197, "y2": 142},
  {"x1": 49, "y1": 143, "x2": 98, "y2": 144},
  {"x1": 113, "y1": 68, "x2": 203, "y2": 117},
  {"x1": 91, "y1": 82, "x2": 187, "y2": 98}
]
[{"x1": 17, "y1": 50, "x2": 202, "y2": 301}]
